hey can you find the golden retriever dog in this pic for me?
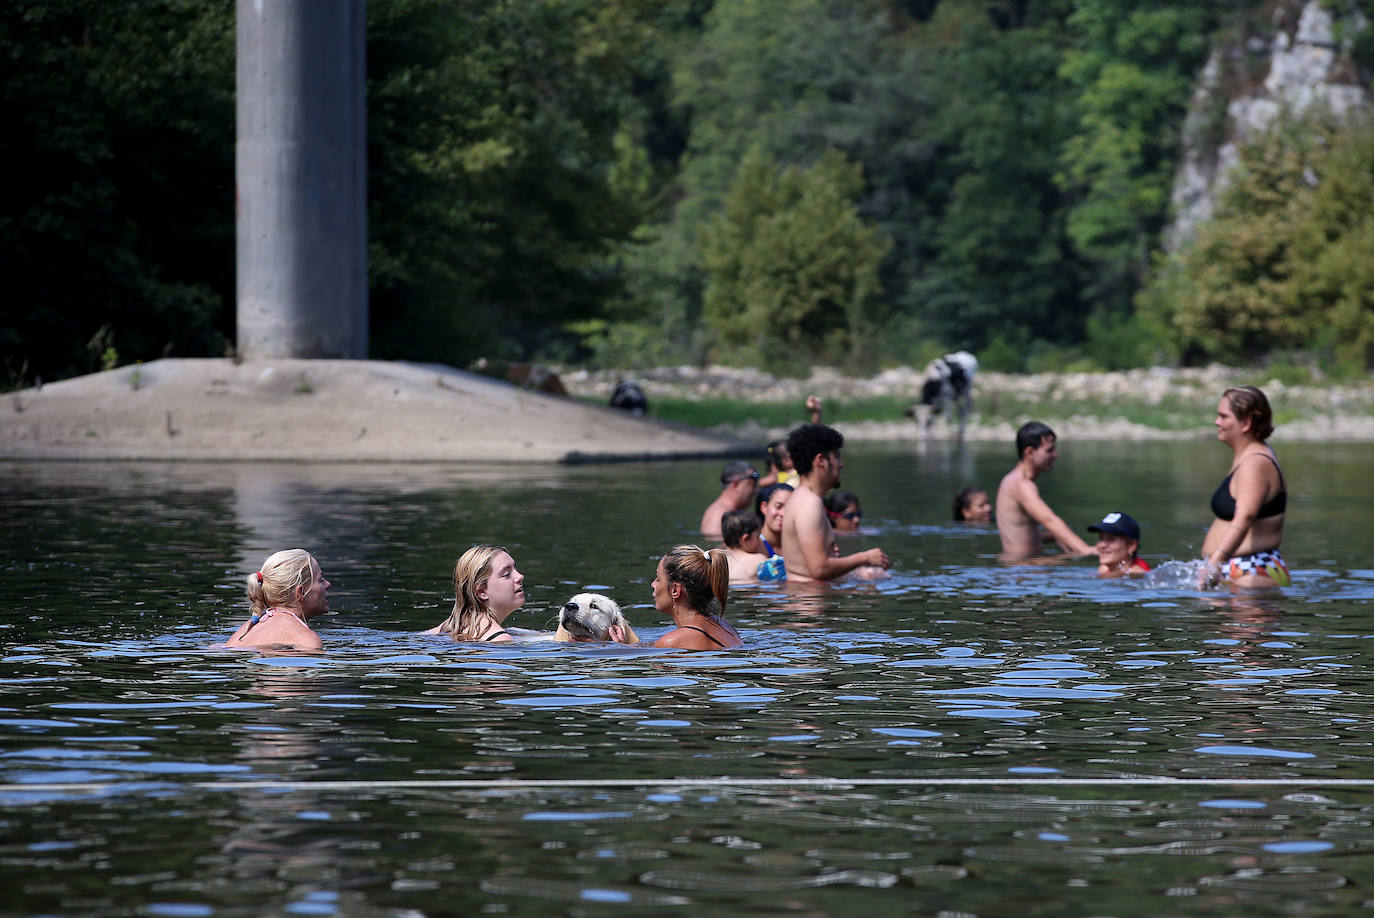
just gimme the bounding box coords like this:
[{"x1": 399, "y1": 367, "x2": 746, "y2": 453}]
[{"x1": 554, "y1": 593, "x2": 639, "y2": 644}]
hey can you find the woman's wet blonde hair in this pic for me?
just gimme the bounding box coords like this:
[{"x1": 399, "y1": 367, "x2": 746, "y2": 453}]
[
  {"x1": 245, "y1": 549, "x2": 315, "y2": 622},
  {"x1": 660, "y1": 544, "x2": 730, "y2": 617},
  {"x1": 437, "y1": 544, "x2": 507, "y2": 641}
]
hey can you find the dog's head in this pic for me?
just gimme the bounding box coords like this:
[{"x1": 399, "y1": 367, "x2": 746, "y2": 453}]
[{"x1": 555, "y1": 593, "x2": 639, "y2": 644}]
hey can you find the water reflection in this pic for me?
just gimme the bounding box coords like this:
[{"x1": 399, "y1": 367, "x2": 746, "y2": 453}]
[{"x1": 2, "y1": 443, "x2": 1373, "y2": 915}]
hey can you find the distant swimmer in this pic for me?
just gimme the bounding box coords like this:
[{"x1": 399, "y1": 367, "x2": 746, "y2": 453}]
[
  {"x1": 780, "y1": 423, "x2": 889, "y2": 582},
  {"x1": 1088, "y1": 512, "x2": 1150, "y2": 577},
  {"x1": 651, "y1": 545, "x2": 744, "y2": 650},
  {"x1": 720, "y1": 508, "x2": 784, "y2": 583},
  {"x1": 824, "y1": 490, "x2": 863, "y2": 532},
  {"x1": 756, "y1": 482, "x2": 793, "y2": 557},
  {"x1": 700, "y1": 460, "x2": 759, "y2": 540},
  {"x1": 1199, "y1": 386, "x2": 1289, "y2": 590},
  {"x1": 426, "y1": 545, "x2": 526, "y2": 642},
  {"x1": 995, "y1": 421, "x2": 1093, "y2": 559},
  {"x1": 953, "y1": 486, "x2": 993, "y2": 522},
  {"x1": 224, "y1": 549, "x2": 331, "y2": 651}
]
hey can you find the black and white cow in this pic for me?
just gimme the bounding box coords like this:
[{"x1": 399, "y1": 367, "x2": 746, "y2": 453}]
[{"x1": 905, "y1": 351, "x2": 978, "y2": 437}]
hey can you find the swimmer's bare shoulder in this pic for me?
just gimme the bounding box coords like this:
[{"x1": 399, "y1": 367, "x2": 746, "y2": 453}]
[
  {"x1": 996, "y1": 467, "x2": 1040, "y2": 557},
  {"x1": 224, "y1": 619, "x2": 323, "y2": 651},
  {"x1": 780, "y1": 485, "x2": 828, "y2": 581}
]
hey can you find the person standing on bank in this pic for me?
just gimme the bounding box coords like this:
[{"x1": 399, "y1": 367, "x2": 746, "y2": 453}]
[
  {"x1": 1199, "y1": 386, "x2": 1290, "y2": 589},
  {"x1": 225, "y1": 549, "x2": 331, "y2": 651}
]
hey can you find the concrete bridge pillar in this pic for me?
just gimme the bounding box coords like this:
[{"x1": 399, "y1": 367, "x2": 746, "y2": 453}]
[{"x1": 236, "y1": 0, "x2": 367, "y2": 358}]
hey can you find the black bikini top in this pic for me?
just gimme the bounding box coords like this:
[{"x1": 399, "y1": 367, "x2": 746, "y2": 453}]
[
  {"x1": 482, "y1": 628, "x2": 511, "y2": 642},
  {"x1": 1211, "y1": 452, "x2": 1286, "y2": 521},
  {"x1": 678, "y1": 624, "x2": 727, "y2": 647}
]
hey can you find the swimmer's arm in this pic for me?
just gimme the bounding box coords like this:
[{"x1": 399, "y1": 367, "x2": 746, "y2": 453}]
[
  {"x1": 796, "y1": 507, "x2": 888, "y2": 578},
  {"x1": 1018, "y1": 481, "x2": 1092, "y2": 555}
]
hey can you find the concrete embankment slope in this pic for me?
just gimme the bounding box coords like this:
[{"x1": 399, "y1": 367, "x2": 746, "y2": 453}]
[{"x1": 0, "y1": 359, "x2": 750, "y2": 462}]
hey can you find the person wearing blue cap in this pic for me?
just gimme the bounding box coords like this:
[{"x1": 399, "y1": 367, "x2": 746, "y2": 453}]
[{"x1": 1088, "y1": 512, "x2": 1150, "y2": 577}]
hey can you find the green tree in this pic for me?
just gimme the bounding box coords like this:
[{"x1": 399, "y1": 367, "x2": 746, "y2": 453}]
[
  {"x1": 910, "y1": 2, "x2": 1082, "y2": 353},
  {"x1": 1, "y1": 0, "x2": 235, "y2": 383},
  {"x1": 366, "y1": 0, "x2": 657, "y2": 365},
  {"x1": 1057, "y1": 1, "x2": 1224, "y2": 314},
  {"x1": 700, "y1": 148, "x2": 892, "y2": 371},
  {"x1": 1140, "y1": 109, "x2": 1374, "y2": 368},
  {"x1": 1288, "y1": 115, "x2": 1374, "y2": 371}
]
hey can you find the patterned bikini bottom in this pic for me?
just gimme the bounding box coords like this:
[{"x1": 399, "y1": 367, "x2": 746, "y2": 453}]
[{"x1": 1227, "y1": 549, "x2": 1290, "y2": 587}]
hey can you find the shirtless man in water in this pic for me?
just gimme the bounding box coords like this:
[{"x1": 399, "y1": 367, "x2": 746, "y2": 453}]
[
  {"x1": 995, "y1": 421, "x2": 1093, "y2": 559},
  {"x1": 780, "y1": 424, "x2": 889, "y2": 582}
]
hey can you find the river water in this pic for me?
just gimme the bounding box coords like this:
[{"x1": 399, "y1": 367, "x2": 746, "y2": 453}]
[{"x1": 1, "y1": 440, "x2": 1371, "y2": 916}]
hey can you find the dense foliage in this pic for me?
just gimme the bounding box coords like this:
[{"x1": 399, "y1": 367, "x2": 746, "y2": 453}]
[
  {"x1": 1141, "y1": 110, "x2": 1374, "y2": 373},
  {"x1": 3, "y1": 0, "x2": 1371, "y2": 385}
]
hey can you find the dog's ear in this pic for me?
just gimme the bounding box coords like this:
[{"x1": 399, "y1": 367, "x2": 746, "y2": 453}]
[{"x1": 614, "y1": 622, "x2": 640, "y2": 645}]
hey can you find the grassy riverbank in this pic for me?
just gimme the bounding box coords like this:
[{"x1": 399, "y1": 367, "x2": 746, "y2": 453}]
[{"x1": 562, "y1": 364, "x2": 1374, "y2": 440}]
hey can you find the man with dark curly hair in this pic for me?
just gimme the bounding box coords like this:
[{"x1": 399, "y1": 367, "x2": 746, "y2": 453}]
[{"x1": 780, "y1": 424, "x2": 889, "y2": 582}]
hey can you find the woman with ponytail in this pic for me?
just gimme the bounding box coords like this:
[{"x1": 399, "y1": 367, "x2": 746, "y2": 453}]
[
  {"x1": 426, "y1": 545, "x2": 526, "y2": 642},
  {"x1": 650, "y1": 545, "x2": 743, "y2": 650},
  {"x1": 225, "y1": 549, "x2": 330, "y2": 650}
]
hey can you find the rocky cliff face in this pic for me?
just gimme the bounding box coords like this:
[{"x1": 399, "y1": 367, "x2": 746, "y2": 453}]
[{"x1": 1167, "y1": 0, "x2": 1370, "y2": 247}]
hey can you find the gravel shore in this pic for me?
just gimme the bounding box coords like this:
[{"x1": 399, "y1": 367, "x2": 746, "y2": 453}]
[{"x1": 559, "y1": 364, "x2": 1374, "y2": 442}]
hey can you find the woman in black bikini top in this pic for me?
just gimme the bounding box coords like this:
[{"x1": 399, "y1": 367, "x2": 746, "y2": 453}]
[
  {"x1": 651, "y1": 545, "x2": 744, "y2": 651},
  {"x1": 1200, "y1": 386, "x2": 1289, "y2": 589},
  {"x1": 427, "y1": 544, "x2": 526, "y2": 642}
]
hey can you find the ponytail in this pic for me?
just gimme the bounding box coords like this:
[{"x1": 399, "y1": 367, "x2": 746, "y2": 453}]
[
  {"x1": 661, "y1": 544, "x2": 731, "y2": 617},
  {"x1": 244, "y1": 549, "x2": 314, "y2": 630}
]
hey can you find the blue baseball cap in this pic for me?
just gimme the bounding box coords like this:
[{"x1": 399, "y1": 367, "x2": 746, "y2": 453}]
[{"x1": 1088, "y1": 511, "x2": 1140, "y2": 542}]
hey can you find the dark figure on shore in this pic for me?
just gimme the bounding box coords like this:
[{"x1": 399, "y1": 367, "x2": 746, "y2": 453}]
[{"x1": 609, "y1": 379, "x2": 647, "y2": 414}]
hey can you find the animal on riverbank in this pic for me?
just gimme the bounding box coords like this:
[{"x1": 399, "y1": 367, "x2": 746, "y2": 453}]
[
  {"x1": 905, "y1": 351, "x2": 978, "y2": 437},
  {"x1": 609, "y1": 379, "x2": 648, "y2": 415},
  {"x1": 555, "y1": 593, "x2": 639, "y2": 644}
]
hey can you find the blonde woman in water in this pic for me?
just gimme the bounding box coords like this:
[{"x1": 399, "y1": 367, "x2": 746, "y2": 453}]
[
  {"x1": 427, "y1": 545, "x2": 526, "y2": 642},
  {"x1": 225, "y1": 549, "x2": 331, "y2": 651}
]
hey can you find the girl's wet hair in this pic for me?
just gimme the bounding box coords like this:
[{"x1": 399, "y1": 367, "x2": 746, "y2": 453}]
[
  {"x1": 661, "y1": 544, "x2": 730, "y2": 616},
  {"x1": 953, "y1": 486, "x2": 986, "y2": 521},
  {"x1": 245, "y1": 549, "x2": 315, "y2": 625},
  {"x1": 1223, "y1": 385, "x2": 1274, "y2": 441},
  {"x1": 437, "y1": 544, "x2": 507, "y2": 640}
]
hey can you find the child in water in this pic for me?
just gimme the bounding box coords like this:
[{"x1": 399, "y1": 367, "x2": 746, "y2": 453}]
[
  {"x1": 721, "y1": 509, "x2": 785, "y2": 582},
  {"x1": 953, "y1": 486, "x2": 993, "y2": 522}
]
